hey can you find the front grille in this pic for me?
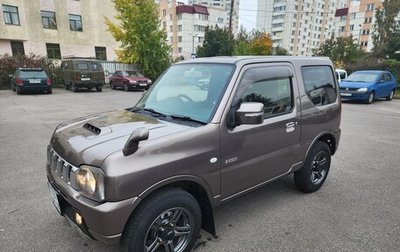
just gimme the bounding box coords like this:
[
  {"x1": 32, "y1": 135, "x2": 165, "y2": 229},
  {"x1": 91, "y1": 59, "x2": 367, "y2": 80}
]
[
  {"x1": 137, "y1": 80, "x2": 148, "y2": 84},
  {"x1": 340, "y1": 87, "x2": 358, "y2": 91},
  {"x1": 47, "y1": 147, "x2": 78, "y2": 184}
]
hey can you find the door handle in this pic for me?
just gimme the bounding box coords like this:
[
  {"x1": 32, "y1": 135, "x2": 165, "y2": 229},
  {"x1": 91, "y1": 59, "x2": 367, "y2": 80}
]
[{"x1": 286, "y1": 122, "x2": 297, "y2": 133}]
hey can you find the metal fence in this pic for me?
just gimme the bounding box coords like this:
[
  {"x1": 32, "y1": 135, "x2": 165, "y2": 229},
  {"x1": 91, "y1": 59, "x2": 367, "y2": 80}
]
[{"x1": 100, "y1": 61, "x2": 140, "y2": 84}]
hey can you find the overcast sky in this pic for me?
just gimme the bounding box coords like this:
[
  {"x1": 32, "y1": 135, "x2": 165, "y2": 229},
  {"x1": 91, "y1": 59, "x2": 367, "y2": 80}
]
[{"x1": 238, "y1": 0, "x2": 258, "y2": 31}]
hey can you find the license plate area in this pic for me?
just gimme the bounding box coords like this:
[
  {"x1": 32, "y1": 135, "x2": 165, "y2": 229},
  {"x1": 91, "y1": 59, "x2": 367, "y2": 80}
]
[
  {"x1": 340, "y1": 92, "x2": 352, "y2": 97},
  {"x1": 139, "y1": 83, "x2": 147, "y2": 87},
  {"x1": 48, "y1": 182, "x2": 62, "y2": 214},
  {"x1": 29, "y1": 79, "x2": 41, "y2": 84},
  {"x1": 81, "y1": 77, "x2": 91, "y2": 81}
]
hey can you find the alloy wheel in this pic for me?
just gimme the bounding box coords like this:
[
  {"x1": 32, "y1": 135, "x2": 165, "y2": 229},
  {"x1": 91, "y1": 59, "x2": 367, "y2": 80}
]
[{"x1": 310, "y1": 151, "x2": 328, "y2": 185}]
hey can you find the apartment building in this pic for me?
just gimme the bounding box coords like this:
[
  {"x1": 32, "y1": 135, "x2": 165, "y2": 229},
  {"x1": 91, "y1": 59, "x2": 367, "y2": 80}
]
[
  {"x1": 335, "y1": 0, "x2": 384, "y2": 52},
  {"x1": 256, "y1": 0, "x2": 347, "y2": 56},
  {"x1": 159, "y1": 0, "x2": 229, "y2": 59},
  {"x1": 188, "y1": 0, "x2": 239, "y2": 35},
  {"x1": 0, "y1": 0, "x2": 119, "y2": 60}
]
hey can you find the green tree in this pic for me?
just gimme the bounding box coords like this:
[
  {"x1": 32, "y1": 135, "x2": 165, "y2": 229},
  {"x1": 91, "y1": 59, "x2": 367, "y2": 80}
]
[
  {"x1": 313, "y1": 36, "x2": 365, "y2": 67},
  {"x1": 272, "y1": 46, "x2": 289, "y2": 56},
  {"x1": 105, "y1": 0, "x2": 170, "y2": 80},
  {"x1": 372, "y1": 0, "x2": 400, "y2": 58},
  {"x1": 196, "y1": 25, "x2": 234, "y2": 57}
]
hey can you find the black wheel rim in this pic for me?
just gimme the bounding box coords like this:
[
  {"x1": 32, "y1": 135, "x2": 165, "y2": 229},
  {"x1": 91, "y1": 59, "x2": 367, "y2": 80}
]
[
  {"x1": 144, "y1": 207, "x2": 194, "y2": 252},
  {"x1": 310, "y1": 151, "x2": 328, "y2": 185}
]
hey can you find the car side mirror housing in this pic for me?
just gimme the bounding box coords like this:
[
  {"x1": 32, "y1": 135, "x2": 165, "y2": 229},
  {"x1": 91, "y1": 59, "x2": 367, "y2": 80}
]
[{"x1": 235, "y1": 102, "x2": 264, "y2": 126}]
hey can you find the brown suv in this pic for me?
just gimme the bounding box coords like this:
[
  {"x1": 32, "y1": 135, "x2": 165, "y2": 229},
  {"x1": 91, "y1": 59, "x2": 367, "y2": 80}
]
[{"x1": 46, "y1": 57, "x2": 341, "y2": 251}]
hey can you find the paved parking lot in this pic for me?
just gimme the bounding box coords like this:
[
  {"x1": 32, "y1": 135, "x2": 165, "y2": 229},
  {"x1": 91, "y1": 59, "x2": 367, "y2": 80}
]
[{"x1": 1, "y1": 88, "x2": 400, "y2": 251}]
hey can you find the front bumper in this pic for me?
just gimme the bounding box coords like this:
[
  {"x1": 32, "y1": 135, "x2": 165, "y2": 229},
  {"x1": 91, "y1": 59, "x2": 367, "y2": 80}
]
[
  {"x1": 46, "y1": 163, "x2": 141, "y2": 244},
  {"x1": 340, "y1": 91, "x2": 369, "y2": 101}
]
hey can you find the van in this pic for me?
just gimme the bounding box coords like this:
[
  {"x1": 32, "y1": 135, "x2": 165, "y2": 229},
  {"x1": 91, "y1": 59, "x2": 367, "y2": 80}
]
[
  {"x1": 60, "y1": 57, "x2": 105, "y2": 92},
  {"x1": 47, "y1": 56, "x2": 341, "y2": 251},
  {"x1": 335, "y1": 69, "x2": 348, "y2": 83}
]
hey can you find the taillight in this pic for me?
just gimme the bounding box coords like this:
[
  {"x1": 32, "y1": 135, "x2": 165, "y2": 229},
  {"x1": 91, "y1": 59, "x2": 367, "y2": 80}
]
[
  {"x1": 74, "y1": 75, "x2": 81, "y2": 81},
  {"x1": 16, "y1": 79, "x2": 23, "y2": 85},
  {"x1": 47, "y1": 79, "x2": 52, "y2": 85}
]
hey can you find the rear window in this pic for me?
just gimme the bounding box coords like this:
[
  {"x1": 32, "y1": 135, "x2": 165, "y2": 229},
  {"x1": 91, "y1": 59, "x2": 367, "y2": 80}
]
[
  {"x1": 76, "y1": 63, "x2": 89, "y2": 70},
  {"x1": 20, "y1": 71, "x2": 47, "y2": 78}
]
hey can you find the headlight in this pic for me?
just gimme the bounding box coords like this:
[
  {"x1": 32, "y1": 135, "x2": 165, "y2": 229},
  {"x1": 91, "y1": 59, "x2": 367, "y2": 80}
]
[
  {"x1": 71, "y1": 165, "x2": 105, "y2": 201},
  {"x1": 357, "y1": 87, "x2": 368, "y2": 92},
  {"x1": 129, "y1": 80, "x2": 137, "y2": 84}
]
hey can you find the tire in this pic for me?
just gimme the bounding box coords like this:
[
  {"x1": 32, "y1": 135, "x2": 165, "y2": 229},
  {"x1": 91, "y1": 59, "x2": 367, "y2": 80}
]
[
  {"x1": 386, "y1": 89, "x2": 394, "y2": 101},
  {"x1": 65, "y1": 84, "x2": 70, "y2": 90},
  {"x1": 16, "y1": 86, "x2": 22, "y2": 95},
  {"x1": 96, "y1": 87, "x2": 102, "y2": 92},
  {"x1": 72, "y1": 83, "x2": 78, "y2": 92},
  {"x1": 294, "y1": 141, "x2": 331, "y2": 193},
  {"x1": 366, "y1": 91, "x2": 374, "y2": 104},
  {"x1": 122, "y1": 188, "x2": 202, "y2": 252},
  {"x1": 110, "y1": 81, "x2": 116, "y2": 90},
  {"x1": 124, "y1": 84, "x2": 129, "y2": 92},
  {"x1": 47, "y1": 87, "x2": 52, "y2": 94}
]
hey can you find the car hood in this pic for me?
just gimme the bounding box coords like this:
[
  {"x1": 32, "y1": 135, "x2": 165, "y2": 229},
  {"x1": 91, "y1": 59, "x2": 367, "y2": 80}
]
[
  {"x1": 339, "y1": 81, "x2": 375, "y2": 89},
  {"x1": 50, "y1": 110, "x2": 191, "y2": 167}
]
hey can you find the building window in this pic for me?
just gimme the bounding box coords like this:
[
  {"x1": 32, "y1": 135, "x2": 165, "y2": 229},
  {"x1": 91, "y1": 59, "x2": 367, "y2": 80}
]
[
  {"x1": 365, "y1": 17, "x2": 372, "y2": 23},
  {"x1": 41, "y1": 11, "x2": 57, "y2": 29},
  {"x1": 177, "y1": 14, "x2": 182, "y2": 20},
  {"x1": 69, "y1": 14, "x2": 82, "y2": 31},
  {"x1": 350, "y1": 24, "x2": 354, "y2": 31},
  {"x1": 162, "y1": 9, "x2": 166, "y2": 16},
  {"x1": 351, "y1": 12, "x2": 356, "y2": 19},
  {"x1": 178, "y1": 36, "x2": 182, "y2": 42},
  {"x1": 46, "y1": 43, "x2": 61, "y2": 59},
  {"x1": 178, "y1": 47, "x2": 182, "y2": 53},
  {"x1": 11, "y1": 41, "x2": 24, "y2": 56},
  {"x1": 366, "y1": 4, "x2": 374, "y2": 11},
  {"x1": 95, "y1": 47, "x2": 106, "y2": 60},
  {"x1": 2, "y1": 5, "x2": 20, "y2": 25},
  {"x1": 178, "y1": 25, "x2": 182, "y2": 31},
  {"x1": 218, "y1": 17, "x2": 224, "y2": 23}
]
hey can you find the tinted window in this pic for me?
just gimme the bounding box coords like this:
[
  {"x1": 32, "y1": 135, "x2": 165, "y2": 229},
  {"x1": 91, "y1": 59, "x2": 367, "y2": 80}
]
[
  {"x1": 20, "y1": 71, "x2": 47, "y2": 78},
  {"x1": 386, "y1": 73, "x2": 392, "y2": 81},
  {"x1": 77, "y1": 63, "x2": 88, "y2": 70},
  {"x1": 302, "y1": 66, "x2": 337, "y2": 106},
  {"x1": 237, "y1": 67, "x2": 293, "y2": 117}
]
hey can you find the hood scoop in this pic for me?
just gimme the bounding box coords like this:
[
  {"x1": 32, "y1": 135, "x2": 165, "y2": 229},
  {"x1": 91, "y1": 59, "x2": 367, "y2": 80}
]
[{"x1": 83, "y1": 123, "x2": 101, "y2": 135}]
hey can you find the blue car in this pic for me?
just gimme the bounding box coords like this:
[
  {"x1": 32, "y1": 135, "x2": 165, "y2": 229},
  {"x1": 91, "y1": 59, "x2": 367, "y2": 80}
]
[{"x1": 339, "y1": 70, "x2": 397, "y2": 104}]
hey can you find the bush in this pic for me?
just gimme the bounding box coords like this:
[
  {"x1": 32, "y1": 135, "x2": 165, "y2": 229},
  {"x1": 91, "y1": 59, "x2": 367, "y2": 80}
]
[{"x1": 0, "y1": 54, "x2": 62, "y2": 89}]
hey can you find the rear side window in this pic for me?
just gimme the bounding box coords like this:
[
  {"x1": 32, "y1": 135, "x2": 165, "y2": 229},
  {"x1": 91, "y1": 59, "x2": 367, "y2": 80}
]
[
  {"x1": 301, "y1": 66, "x2": 337, "y2": 106},
  {"x1": 386, "y1": 73, "x2": 392, "y2": 81}
]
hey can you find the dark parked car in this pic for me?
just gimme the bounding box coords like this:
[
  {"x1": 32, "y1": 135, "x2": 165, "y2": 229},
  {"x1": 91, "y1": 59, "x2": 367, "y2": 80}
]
[
  {"x1": 11, "y1": 68, "x2": 52, "y2": 94},
  {"x1": 47, "y1": 57, "x2": 341, "y2": 252},
  {"x1": 339, "y1": 70, "x2": 397, "y2": 104},
  {"x1": 60, "y1": 57, "x2": 105, "y2": 92},
  {"x1": 109, "y1": 70, "x2": 152, "y2": 91}
]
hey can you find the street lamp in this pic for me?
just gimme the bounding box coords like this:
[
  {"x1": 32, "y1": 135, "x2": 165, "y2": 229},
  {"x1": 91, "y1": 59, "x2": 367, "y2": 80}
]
[{"x1": 188, "y1": 32, "x2": 198, "y2": 58}]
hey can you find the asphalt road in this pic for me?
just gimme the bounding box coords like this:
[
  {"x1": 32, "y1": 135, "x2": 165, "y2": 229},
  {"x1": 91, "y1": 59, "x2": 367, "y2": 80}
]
[{"x1": 1, "y1": 88, "x2": 400, "y2": 252}]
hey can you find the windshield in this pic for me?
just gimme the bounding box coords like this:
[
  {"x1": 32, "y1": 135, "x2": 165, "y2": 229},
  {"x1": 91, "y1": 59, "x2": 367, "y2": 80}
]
[
  {"x1": 124, "y1": 71, "x2": 142, "y2": 77},
  {"x1": 20, "y1": 71, "x2": 47, "y2": 78},
  {"x1": 136, "y1": 63, "x2": 235, "y2": 124},
  {"x1": 346, "y1": 72, "x2": 379, "y2": 82}
]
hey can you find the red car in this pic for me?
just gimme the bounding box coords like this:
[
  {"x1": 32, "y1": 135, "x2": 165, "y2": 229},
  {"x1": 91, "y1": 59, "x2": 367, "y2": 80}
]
[{"x1": 109, "y1": 70, "x2": 152, "y2": 91}]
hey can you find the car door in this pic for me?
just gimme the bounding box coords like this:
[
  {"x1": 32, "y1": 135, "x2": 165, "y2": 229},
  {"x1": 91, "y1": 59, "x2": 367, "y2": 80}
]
[
  {"x1": 220, "y1": 63, "x2": 301, "y2": 200},
  {"x1": 385, "y1": 73, "x2": 395, "y2": 96},
  {"x1": 375, "y1": 73, "x2": 387, "y2": 98}
]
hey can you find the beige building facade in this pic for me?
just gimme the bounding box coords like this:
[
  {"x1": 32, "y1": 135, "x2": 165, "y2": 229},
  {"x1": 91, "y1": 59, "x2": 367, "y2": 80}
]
[{"x1": 0, "y1": 0, "x2": 120, "y2": 60}]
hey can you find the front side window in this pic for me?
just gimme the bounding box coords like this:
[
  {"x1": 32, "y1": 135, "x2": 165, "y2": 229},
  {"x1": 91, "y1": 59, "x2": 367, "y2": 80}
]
[
  {"x1": 69, "y1": 14, "x2": 82, "y2": 31},
  {"x1": 46, "y1": 43, "x2": 61, "y2": 59},
  {"x1": 41, "y1": 11, "x2": 57, "y2": 29},
  {"x1": 136, "y1": 63, "x2": 235, "y2": 123},
  {"x1": 236, "y1": 67, "x2": 293, "y2": 117},
  {"x1": 2, "y1": 5, "x2": 20, "y2": 25},
  {"x1": 302, "y1": 66, "x2": 337, "y2": 106}
]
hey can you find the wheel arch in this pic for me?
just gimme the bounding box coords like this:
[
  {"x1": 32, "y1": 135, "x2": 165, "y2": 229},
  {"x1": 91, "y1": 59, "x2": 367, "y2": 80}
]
[
  {"x1": 125, "y1": 176, "x2": 216, "y2": 237},
  {"x1": 305, "y1": 132, "x2": 337, "y2": 159}
]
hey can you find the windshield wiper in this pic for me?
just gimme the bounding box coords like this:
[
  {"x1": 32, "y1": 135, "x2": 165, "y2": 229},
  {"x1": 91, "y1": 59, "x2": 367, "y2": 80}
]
[
  {"x1": 169, "y1": 114, "x2": 207, "y2": 125},
  {"x1": 130, "y1": 107, "x2": 167, "y2": 117}
]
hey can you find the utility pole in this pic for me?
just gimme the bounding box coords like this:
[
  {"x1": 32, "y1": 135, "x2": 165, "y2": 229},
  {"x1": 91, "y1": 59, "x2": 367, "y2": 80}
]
[{"x1": 228, "y1": 0, "x2": 235, "y2": 34}]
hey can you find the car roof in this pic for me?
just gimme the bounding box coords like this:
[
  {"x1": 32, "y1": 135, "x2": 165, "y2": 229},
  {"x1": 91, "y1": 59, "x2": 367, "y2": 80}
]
[
  {"x1": 174, "y1": 56, "x2": 332, "y2": 66},
  {"x1": 353, "y1": 70, "x2": 389, "y2": 74},
  {"x1": 19, "y1": 68, "x2": 44, "y2": 71}
]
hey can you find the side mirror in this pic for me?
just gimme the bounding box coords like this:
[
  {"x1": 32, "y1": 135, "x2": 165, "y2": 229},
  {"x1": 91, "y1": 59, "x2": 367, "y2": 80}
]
[
  {"x1": 123, "y1": 127, "x2": 149, "y2": 156},
  {"x1": 235, "y1": 102, "x2": 264, "y2": 126}
]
